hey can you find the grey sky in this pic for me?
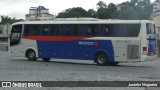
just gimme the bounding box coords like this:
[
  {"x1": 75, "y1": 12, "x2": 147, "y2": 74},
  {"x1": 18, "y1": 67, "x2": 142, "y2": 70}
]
[{"x1": 0, "y1": 0, "x2": 155, "y2": 19}]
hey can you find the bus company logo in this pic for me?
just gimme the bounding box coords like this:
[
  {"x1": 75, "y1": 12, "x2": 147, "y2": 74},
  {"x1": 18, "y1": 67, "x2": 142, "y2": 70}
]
[
  {"x1": 2, "y1": 82, "x2": 11, "y2": 87},
  {"x1": 78, "y1": 41, "x2": 99, "y2": 46}
]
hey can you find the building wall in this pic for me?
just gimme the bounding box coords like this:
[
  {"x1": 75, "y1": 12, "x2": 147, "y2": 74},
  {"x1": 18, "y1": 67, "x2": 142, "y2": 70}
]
[
  {"x1": 0, "y1": 24, "x2": 9, "y2": 37},
  {"x1": 25, "y1": 6, "x2": 54, "y2": 21},
  {"x1": 153, "y1": 0, "x2": 160, "y2": 14},
  {"x1": 153, "y1": 15, "x2": 160, "y2": 35}
]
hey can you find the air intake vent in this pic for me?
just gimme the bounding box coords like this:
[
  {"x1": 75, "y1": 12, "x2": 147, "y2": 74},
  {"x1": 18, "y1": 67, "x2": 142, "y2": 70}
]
[{"x1": 127, "y1": 45, "x2": 139, "y2": 59}]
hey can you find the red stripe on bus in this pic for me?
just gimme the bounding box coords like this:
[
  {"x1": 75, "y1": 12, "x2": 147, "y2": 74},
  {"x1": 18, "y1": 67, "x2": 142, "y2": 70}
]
[{"x1": 22, "y1": 36, "x2": 92, "y2": 41}]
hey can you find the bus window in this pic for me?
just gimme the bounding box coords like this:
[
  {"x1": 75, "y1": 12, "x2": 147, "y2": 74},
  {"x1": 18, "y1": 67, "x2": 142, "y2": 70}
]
[
  {"x1": 10, "y1": 25, "x2": 22, "y2": 46},
  {"x1": 31, "y1": 25, "x2": 41, "y2": 35},
  {"x1": 24, "y1": 25, "x2": 41, "y2": 36},
  {"x1": 79, "y1": 24, "x2": 99, "y2": 36},
  {"x1": 60, "y1": 24, "x2": 78, "y2": 36},
  {"x1": 146, "y1": 23, "x2": 152, "y2": 34},
  {"x1": 153, "y1": 24, "x2": 156, "y2": 34},
  {"x1": 72, "y1": 25, "x2": 79, "y2": 36},
  {"x1": 24, "y1": 25, "x2": 30, "y2": 35},
  {"x1": 79, "y1": 25, "x2": 88, "y2": 36},
  {"x1": 106, "y1": 24, "x2": 140, "y2": 37},
  {"x1": 99, "y1": 24, "x2": 110, "y2": 37},
  {"x1": 50, "y1": 25, "x2": 59, "y2": 36},
  {"x1": 0, "y1": 26, "x2": 2, "y2": 34},
  {"x1": 42, "y1": 24, "x2": 51, "y2": 36}
]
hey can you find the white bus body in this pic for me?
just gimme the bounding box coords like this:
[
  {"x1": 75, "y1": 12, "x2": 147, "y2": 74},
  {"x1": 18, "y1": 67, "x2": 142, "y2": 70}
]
[{"x1": 10, "y1": 19, "x2": 157, "y2": 65}]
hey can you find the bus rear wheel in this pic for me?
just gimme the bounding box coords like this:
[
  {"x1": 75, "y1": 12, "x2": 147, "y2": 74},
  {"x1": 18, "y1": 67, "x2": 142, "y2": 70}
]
[
  {"x1": 95, "y1": 53, "x2": 108, "y2": 66},
  {"x1": 26, "y1": 50, "x2": 37, "y2": 61},
  {"x1": 42, "y1": 58, "x2": 51, "y2": 62}
]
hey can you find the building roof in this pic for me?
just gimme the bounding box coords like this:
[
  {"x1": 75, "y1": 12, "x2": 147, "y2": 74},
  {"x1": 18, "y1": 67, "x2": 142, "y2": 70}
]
[{"x1": 29, "y1": 6, "x2": 48, "y2": 10}]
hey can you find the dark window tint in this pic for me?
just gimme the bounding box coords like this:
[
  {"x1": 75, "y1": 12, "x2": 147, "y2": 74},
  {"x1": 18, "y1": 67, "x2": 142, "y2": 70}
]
[
  {"x1": 60, "y1": 24, "x2": 78, "y2": 36},
  {"x1": 0, "y1": 26, "x2": 2, "y2": 34},
  {"x1": 42, "y1": 24, "x2": 51, "y2": 36},
  {"x1": 146, "y1": 23, "x2": 156, "y2": 34},
  {"x1": 79, "y1": 24, "x2": 99, "y2": 36},
  {"x1": 50, "y1": 25, "x2": 59, "y2": 36},
  {"x1": 24, "y1": 24, "x2": 41, "y2": 36},
  {"x1": 153, "y1": 24, "x2": 156, "y2": 34},
  {"x1": 10, "y1": 25, "x2": 22, "y2": 46},
  {"x1": 146, "y1": 23, "x2": 152, "y2": 34},
  {"x1": 99, "y1": 25, "x2": 110, "y2": 36},
  {"x1": 99, "y1": 24, "x2": 140, "y2": 37}
]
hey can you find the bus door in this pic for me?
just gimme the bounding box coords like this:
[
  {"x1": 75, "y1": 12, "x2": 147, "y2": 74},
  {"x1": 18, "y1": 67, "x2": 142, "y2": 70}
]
[{"x1": 10, "y1": 24, "x2": 24, "y2": 56}]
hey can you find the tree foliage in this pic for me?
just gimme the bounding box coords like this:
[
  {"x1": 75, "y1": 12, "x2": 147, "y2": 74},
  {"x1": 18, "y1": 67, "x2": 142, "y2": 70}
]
[
  {"x1": 97, "y1": 0, "x2": 107, "y2": 8},
  {"x1": 117, "y1": 0, "x2": 152, "y2": 20},
  {"x1": 53, "y1": 0, "x2": 153, "y2": 20},
  {"x1": 56, "y1": 7, "x2": 89, "y2": 18},
  {"x1": 0, "y1": 16, "x2": 22, "y2": 24}
]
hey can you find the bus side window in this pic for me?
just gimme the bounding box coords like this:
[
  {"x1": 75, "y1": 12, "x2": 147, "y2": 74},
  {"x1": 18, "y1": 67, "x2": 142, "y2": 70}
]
[
  {"x1": 79, "y1": 25, "x2": 88, "y2": 36},
  {"x1": 42, "y1": 24, "x2": 51, "y2": 36},
  {"x1": 87, "y1": 25, "x2": 98, "y2": 36},
  {"x1": 72, "y1": 25, "x2": 79, "y2": 36},
  {"x1": 60, "y1": 25, "x2": 73, "y2": 36},
  {"x1": 79, "y1": 24, "x2": 98, "y2": 36},
  {"x1": 24, "y1": 25, "x2": 30, "y2": 35},
  {"x1": 24, "y1": 24, "x2": 41, "y2": 36},
  {"x1": 153, "y1": 24, "x2": 156, "y2": 34},
  {"x1": 51, "y1": 25, "x2": 59, "y2": 36},
  {"x1": 99, "y1": 24, "x2": 109, "y2": 37},
  {"x1": 146, "y1": 23, "x2": 151, "y2": 34}
]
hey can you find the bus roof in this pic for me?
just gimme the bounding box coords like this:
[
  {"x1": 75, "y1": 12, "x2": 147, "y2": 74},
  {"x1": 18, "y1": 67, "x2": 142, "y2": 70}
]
[{"x1": 12, "y1": 19, "x2": 154, "y2": 25}]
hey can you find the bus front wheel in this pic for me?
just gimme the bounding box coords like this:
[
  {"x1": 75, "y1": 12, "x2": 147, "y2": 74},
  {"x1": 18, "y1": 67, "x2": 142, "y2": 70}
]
[
  {"x1": 95, "y1": 52, "x2": 108, "y2": 66},
  {"x1": 26, "y1": 50, "x2": 37, "y2": 61},
  {"x1": 42, "y1": 58, "x2": 51, "y2": 62}
]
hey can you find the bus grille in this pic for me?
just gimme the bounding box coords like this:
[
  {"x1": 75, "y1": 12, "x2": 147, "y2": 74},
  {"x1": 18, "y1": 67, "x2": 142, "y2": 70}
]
[{"x1": 127, "y1": 45, "x2": 139, "y2": 59}]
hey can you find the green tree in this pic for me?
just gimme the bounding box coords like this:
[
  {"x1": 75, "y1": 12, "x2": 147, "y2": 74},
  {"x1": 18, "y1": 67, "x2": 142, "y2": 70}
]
[
  {"x1": 96, "y1": 2, "x2": 118, "y2": 19},
  {"x1": 57, "y1": 7, "x2": 89, "y2": 18},
  {"x1": 0, "y1": 16, "x2": 21, "y2": 24},
  {"x1": 97, "y1": 0, "x2": 107, "y2": 8},
  {"x1": 87, "y1": 9, "x2": 96, "y2": 17},
  {"x1": 107, "y1": 3, "x2": 118, "y2": 18},
  {"x1": 118, "y1": 0, "x2": 152, "y2": 20},
  {"x1": 97, "y1": 7, "x2": 108, "y2": 19}
]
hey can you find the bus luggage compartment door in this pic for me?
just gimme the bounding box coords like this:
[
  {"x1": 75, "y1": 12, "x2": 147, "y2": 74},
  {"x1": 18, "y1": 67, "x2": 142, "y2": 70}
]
[
  {"x1": 114, "y1": 47, "x2": 126, "y2": 61},
  {"x1": 114, "y1": 44, "x2": 140, "y2": 62},
  {"x1": 127, "y1": 45, "x2": 140, "y2": 60}
]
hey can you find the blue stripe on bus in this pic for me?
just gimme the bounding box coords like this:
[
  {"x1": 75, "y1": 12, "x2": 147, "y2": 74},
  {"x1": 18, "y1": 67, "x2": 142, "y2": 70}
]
[{"x1": 36, "y1": 40, "x2": 114, "y2": 62}]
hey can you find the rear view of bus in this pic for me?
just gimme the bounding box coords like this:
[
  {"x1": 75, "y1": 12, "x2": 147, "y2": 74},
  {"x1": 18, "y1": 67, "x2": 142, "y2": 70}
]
[{"x1": 141, "y1": 21, "x2": 157, "y2": 61}]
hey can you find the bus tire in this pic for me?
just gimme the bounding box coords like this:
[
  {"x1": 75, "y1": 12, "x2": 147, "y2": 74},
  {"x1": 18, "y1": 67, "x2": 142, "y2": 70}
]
[
  {"x1": 42, "y1": 58, "x2": 51, "y2": 62},
  {"x1": 95, "y1": 52, "x2": 108, "y2": 66},
  {"x1": 26, "y1": 50, "x2": 37, "y2": 61}
]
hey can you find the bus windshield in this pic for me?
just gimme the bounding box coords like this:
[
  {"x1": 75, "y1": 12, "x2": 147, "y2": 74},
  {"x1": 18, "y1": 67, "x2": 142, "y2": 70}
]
[{"x1": 10, "y1": 25, "x2": 22, "y2": 46}]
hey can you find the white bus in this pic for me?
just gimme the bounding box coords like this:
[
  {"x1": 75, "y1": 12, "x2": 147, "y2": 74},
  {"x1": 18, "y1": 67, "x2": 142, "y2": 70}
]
[{"x1": 10, "y1": 18, "x2": 157, "y2": 66}]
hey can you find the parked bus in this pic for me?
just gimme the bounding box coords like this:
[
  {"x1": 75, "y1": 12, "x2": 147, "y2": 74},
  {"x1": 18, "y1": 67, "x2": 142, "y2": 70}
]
[{"x1": 10, "y1": 18, "x2": 157, "y2": 66}]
